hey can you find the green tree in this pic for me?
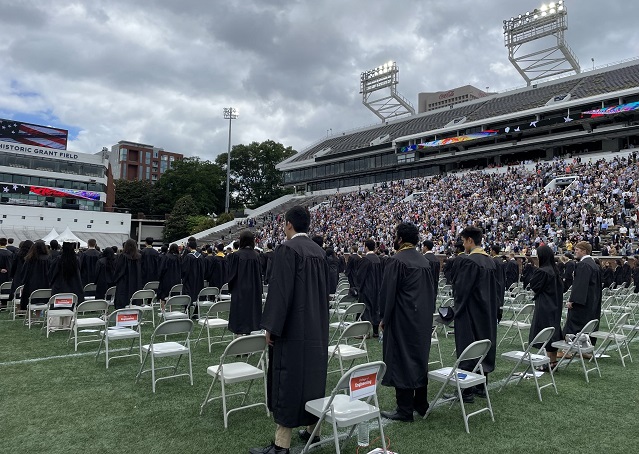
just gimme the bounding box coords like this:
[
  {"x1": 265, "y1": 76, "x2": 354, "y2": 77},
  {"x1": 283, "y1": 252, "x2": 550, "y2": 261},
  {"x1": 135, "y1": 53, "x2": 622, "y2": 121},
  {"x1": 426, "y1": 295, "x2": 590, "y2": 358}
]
[
  {"x1": 114, "y1": 179, "x2": 154, "y2": 216},
  {"x1": 215, "y1": 140, "x2": 296, "y2": 209},
  {"x1": 153, "y1": 157, "x2": 225, "y2": 216},
  {"x1": 163, "y1": 195, "x2": 194, "y2": 242}
]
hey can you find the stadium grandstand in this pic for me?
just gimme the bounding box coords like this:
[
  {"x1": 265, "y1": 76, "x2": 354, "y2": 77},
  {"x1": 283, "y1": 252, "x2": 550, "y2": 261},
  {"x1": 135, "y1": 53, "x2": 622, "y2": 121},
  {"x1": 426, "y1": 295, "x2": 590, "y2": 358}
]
[{"x1": 278, "y1": 59, "x2": 639, "y2": 193}]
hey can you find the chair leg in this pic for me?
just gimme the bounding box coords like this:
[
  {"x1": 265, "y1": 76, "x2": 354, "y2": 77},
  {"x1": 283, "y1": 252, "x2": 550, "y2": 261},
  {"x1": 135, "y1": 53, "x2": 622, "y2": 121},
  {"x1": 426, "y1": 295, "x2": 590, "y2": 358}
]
[
  {"x1": 221, "y1": 377, "x2": 228, "y2": 429},
  {"x1": 484, "y1": 381, "x2": 495, "y2": 422},
  {"x1": 457, "y1": 382, "x2": 470, "y2": 434},
  {"x1": 105, "y1": 336, "x2": 110, "y2": 368},
  {"x1": 200, "y1": 375, "x2": 218, "y2": 415},
  {"x1": 137, "y1": 349, "x2": 149, "y2": 383},
  {"x1": 188, "y1": 349, "x2": 193, "y2": 386},
  {"x1": 378, "y1": 415, "x2": 388, "y2": 453},
  {"x1": 240, "y1": 379, "x2": 255, "y2": 406},
  {"x1": 331, "y1": 414, "x2": 341, "y2": 454},
  {"x1": 151, "y1": 353, "x2": 156, "y2": 393}
]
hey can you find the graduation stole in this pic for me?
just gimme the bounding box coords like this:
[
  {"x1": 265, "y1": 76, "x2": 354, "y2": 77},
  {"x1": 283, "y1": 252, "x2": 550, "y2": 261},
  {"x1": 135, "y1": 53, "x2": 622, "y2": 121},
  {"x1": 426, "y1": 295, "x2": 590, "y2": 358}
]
[
  {"x1": 469, "y1": 247, "x2": 489, "y2": 256},
  {"x1": 396, "y1": 242, "x2": 415, "y2": 253}
]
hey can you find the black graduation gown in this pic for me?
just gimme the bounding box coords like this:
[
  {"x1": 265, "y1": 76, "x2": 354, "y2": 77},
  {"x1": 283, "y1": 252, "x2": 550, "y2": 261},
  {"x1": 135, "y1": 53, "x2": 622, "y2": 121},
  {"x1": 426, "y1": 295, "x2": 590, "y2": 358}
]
[
  {"x1": 226, "y1": 248, "x2": 263, "y2": 334},
  {"x1": 140, "y1": 247, "x2": 160, "y2": 285},
  {"x1": 261, "y1": 250, "x2": 274, "y2": 284},
  {"x1": 613, "y1": 267, "x2": 624, "y2": 286},
  {"x1": 79, "y1": 249, "x2": 100, "y2": 286},
  {"x1": 113, "y1": 254, "x2": 143, "y2": 310},
  {"x1": 602, "y1": 267, "x2": 614, "y2": 289},
  {"x1": 338, "y1": 255, "x2": 346, "y2": 274},
  {"x1": 522, "y1": 263, "x2": 535, "y2": 288},
  {"x1": 94, "y1": 257, "x2": 115, "y2": 300},
  {"x1": 492, "y1": 257, "x2": 506, "y2": 318},
  {"x1": 528, "y1": 266, "x2": 563, "y2": 347},
  {"x1": 207, "y1": 254, "x2": 227, "y2": 290},
  {"x1": 345, "y1": 254, "x2": 361, "y2": 290},
  {"x1": 10, "y1": 254, "x2": 26, "y2": 296},
  {"x1": 0, "y1": 248, "x2": 13, "y2": 287},
  {"x1": 633, "y1": 266, "x2": 639, "y2": 293},
  {"x1": 182, "y1": 251, "x2": 205, "y2": 304},
  {"x1": 622, "y1": 263, "x2": 633, "y2": 286},
  {"x1": 423, "y1": 252, "x2": 440, "y2": 298},
  {"x1": 20, "y1": 255, "x2": 51, "y2": 310},
  {"x1": 49, "y1": 257, "x2": 84, "y2": 305},
  {"x1": 379, "y1": 248, "x2": 435, "y2": 389},
  {"x1": 157, "y1": 253, "x2": 182, "y2": 300},
  {"x1": 564, "y1": 257, "x2": 602, "y2": 336},
  {"x1": 564, "y1": 260, "x2": 576, "y2": 291},
  {"x1": 452, "y1": 251, "x2": 499, "y2": 373},
  {"x1": 442, "y1": 256, "x2": 455, "y2": 285},
  {"x1": 326, "y1": 254, "x2": 340, "y2": 294},
  {"x1": 261, "y1": 235, "x2": 330, "y2": 428},
  {"x1": 357, "y1": 253, "x2": 382, "y2": 329},
  {"x1": 505, "y1": 260, "x2": 519, "y2": 288}
]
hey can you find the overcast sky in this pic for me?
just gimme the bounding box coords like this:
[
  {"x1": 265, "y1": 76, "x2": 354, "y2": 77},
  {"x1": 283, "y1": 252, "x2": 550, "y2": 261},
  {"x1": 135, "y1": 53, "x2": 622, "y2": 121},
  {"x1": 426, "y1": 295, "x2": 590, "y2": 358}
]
[{"x1": 1, "y1": 0, "x2": 638, "y2": 161}]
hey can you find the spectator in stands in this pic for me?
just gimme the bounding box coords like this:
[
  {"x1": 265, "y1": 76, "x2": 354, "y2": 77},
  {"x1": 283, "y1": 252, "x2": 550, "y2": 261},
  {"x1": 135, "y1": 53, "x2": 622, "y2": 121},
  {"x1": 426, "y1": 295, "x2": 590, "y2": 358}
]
[
  {"x1": 227, "y1": 231, "x2": 262, "y2": 335},
  {"x1": 379, "y1": 222, "x2": 435, "y2": 422},
  {"x1": 452, "y1": 227, "x2": 499, "y2": 402},
  {"x1": 157, "y1": 244, "x2": 182, "y2": 304},
  {"x1": 94, "y1": 246, "x2": 116, "y2": 300},
  {"x1": 140, "y1": 237, "x2": 160, "y2": 286},
  {"x1": 563, "y1": 241, "x2": 602, "y2": 349},
  {"x1": 252, "y1": 206, "x2": 330, "y2": 454},
  {"x1": 528, "y1": 245, "x2": 563, "y2": 370},
  {"x1": 19, "y1": 240, "x2": 50, "y2": 310},
  {"x1": 80, "y1": 238, "x2": 100, "y2": 287},
  {"x1": 49, "y1": 242, "x2": 84, "y2": 305},
  {"x1": 113, "y1": 239, "x2": 143, "y2": 310},
  {"x1": 357, "y1": 239, "x2": 382, "y2": 337},
  {"x1": 181, "y1": 239, "x2": 205, "y2": 316}
]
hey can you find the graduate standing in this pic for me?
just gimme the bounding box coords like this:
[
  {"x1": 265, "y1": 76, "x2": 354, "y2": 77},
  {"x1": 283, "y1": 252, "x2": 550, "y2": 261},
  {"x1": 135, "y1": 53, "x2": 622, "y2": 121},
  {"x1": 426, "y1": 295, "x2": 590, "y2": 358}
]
[
  {"x1": 379, "y1": 223, "x2": 435, "y2": 422},
  {"x1": 564, "y1": 241, "x2": 602, "y2": 339},
  {"x1": 94, "y1": 247, "x2": 116, "y2": 300},
  {"x1": 422, "y1": 240, "x2": 440, "y2": 298},
  {"x1": 156, "y1": 244, "x2": 182, "y2": 302},
  {"x1": 19, "y1": 241, "x2": 51, "y2": 310},
  {"x1": 113, "y1": 239, "x2": 143, "y2": 310},
  {"x1": 251, "y1": 206, "x2": 330, "y2": 454},
  {"x1": 79, "y1": 239, "x2": 100, "y2": 287},
  {"x1": 357, "y1": 239, "x2": 382, "y2": 337},
  {"x1": 0, "y1": 238, "x2": 13, "y2": 290},
  {"x1": 227, "y1": 231, "x2": 262, "y2": 335},
  {"x1": 452, "y1": 227, "x2": 499, "y2": 402},
  {"x1": 49, "y1": 242, "x2": 85, "y2": 304},
  {"x1": 140, "y1": 237, "x2": 160, "y2": 286},
  {"x1": 182, "y1": 239, "x2": 205, "y2": 315}
]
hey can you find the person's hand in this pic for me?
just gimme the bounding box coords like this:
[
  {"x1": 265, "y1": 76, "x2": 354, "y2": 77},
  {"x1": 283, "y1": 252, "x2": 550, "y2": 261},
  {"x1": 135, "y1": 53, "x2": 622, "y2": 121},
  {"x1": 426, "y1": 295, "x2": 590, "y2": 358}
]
[
  {"x1": 0, "y1": 269, "x2": 6, "y2": 274},
  {"x1": 566, "y1": 302, "x2": 573, "y2": 309},
  {"x1": 378, "y1": 321, "x2": 384, "y2": 332},
  {"x1": 265, "y1": 330, "x2": 273, "y2": 346}
]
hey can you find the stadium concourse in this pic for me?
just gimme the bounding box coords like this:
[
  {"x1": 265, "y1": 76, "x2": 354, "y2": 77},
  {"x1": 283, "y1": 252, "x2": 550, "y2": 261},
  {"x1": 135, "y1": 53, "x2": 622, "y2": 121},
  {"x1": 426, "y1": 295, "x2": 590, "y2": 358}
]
[{"x1": 256, "y1": 151, "x2": 639, "y2": 257}]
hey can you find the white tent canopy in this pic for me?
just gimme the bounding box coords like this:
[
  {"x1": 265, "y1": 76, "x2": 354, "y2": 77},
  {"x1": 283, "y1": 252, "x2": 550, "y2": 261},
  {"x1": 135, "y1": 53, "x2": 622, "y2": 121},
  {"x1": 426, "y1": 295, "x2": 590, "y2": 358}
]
[
  {"x1": 41, "y1": 228, "x2": 60, "y2": 243},
  {"x1": 55, "y1": 226, "x2": 88, "y2": 248}
]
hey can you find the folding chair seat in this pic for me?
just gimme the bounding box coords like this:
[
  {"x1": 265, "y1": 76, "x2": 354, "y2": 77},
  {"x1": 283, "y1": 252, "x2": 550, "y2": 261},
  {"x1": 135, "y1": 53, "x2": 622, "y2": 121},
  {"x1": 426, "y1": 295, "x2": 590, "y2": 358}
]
[
  {"x1": 161, "y1": 295, "x2": 191, "y2": 321},
  {"x1": 169, "y1": 283, "x2": 183, "y2": 298},
  {"x1": 591, "y1": 312, "x2": 632, "y2": 367},
  {"x1": 83, "y1": 283, "x2": 97, "y2": 300},
  {"x1": 498, "y1": 303, "x2": 534, "y2": 349},
  {"x1": 25, "y1": 288, "x2": 52, "y2": 329},
  {"x1": 129, "y1": 289, "x2": 156, "y2": 326},
  {"x1": 136, "y1": 319, "x2": 194, "y2": 393},
  {"x1": 196, "y1": 301, "x2": 231, "y2": 353},
  {"x1": 95, "y1": 308, "x2": 143, "y2": 368},
  {"x1": 425, "y1": 339, "x2": 495, "y2": 433},
  {"x1": 327, "y1": 321, "x2": 372, "y2": 375},
  {"x1": 11, "y1": 285, "x2": 24, "y2": 320},
  {"x1": 69, "y1": 299, "x2": 109, "y2": 351},
  {"x1": 0, "y1": 281, "x2": 11, "y2": 309},
  {"x1": 302, "y1": 361, "x2": 388, "y2": 454},
  {"x1": 500, "y1": 327, "x2": 558, "y2": 401},
  {"x1": 551, "y1": 319, "x2": 601, "y2": 382},
  {"x1": 192, "y1": 287, "x2": 221, "y2": 317},
  {"x1": 45, "y1": 293, "x2": 77, "y2": 338},
  {"x1": 429, "y1": 328, "x2": 443, "y2": 368},
  {"x1": 200, "y1": 334, "x2": 268, "y2": 428},
  {"x1": 328, "y1": 302, "x2": 365, "y2": 343}
]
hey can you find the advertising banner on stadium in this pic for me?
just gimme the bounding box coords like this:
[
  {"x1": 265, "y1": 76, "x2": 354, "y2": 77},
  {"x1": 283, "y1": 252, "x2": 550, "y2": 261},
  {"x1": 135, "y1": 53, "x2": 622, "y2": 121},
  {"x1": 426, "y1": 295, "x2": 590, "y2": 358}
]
[{"x1": 0, "y1": 118, "x2": 68, "y2": 150}]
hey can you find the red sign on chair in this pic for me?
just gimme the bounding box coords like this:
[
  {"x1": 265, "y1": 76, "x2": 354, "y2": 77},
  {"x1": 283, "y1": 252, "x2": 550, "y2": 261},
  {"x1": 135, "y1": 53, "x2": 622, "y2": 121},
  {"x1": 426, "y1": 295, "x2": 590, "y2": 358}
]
[
  {"x1": 116, "y1": 311, "x2": 139, "y2": 327},
  {"x1": 349, "y1": 368, "x2": 378, "y2": 401},
  {"x1": 53, "y1": 294, "x2": 74, "y2": 309}
]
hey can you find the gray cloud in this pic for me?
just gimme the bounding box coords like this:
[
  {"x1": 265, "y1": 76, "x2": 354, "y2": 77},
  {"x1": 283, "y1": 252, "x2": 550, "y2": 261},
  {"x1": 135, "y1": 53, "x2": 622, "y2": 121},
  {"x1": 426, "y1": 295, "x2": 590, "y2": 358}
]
[{"x1": 0, "y1": 0, "x2": 636, "y2": 162}]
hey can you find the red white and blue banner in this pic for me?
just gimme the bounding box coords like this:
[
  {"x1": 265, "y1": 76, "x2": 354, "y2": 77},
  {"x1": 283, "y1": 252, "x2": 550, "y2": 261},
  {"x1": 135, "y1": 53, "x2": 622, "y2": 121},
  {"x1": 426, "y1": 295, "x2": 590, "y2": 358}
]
[
  {"x1": 0, "y1": 118, "x2": 68, "y2": 150},
  {"x1": 0, "y1": 182, "x2": 100, "y2": 201}
]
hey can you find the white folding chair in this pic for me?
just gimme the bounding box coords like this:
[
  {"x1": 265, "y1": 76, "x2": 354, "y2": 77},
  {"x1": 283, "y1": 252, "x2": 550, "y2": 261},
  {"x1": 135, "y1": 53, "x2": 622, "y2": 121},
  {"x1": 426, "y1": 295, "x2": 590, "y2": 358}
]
[
  {"x1": 500, "y1": 327, "x2": 558, "y2": 401},
  {"x1": 129, "y1": 289, "x2": 156, "y2": 326},
  {"x1": 83, "y1": 283, "x2": 97, "y2": 300},
  {"x1": 143, "y1": 281, "x2": 160, "y2": 292},
  {"x1": 25, "y1": 288, "x2": 52, "y2": 329},
  {"x1": 327, "y1": 321, "x2": 372, "y2": 375},
  {"x1": 552, "y1": 319, "x2": 602, "y2": 382},
  {"x1": 45, "y1": 293, "x2": 77, "y2": 338},
  {"x1": 136, "y1": 319, "x2": 194, "y2": 393},
  {"x1": 105, "y1": 286, "x2": 116, "y2": 309},
  {"x1": 328, "y1": 302, "x2": 365, "y2": 344},
  {"x1": 200, "y1": 334, "x2": 268, "y2": 428},
  {"x1": 425, "y1": 339, "x2": 495, "y2": 433},
  {"x1": 69, "y1": 299, "x2": 109, "y2": 351},
  {"x1": 502, "y1": 292, "x2": 527, "y2": 319},
  {"x1": 591, "y1": 312, "x2": 633, "y2": 367},
  {"x1": 169, "y1": 283, "x2": 183, "y2": 298},
  {"x1": 219, "y1": 283, "x2": 230, "y2": 300},
  {"x1": 161, "y1": 295, "x2": 191, "y2": 321},
  {"x1": 302, "y1": 361, "x2": 388, "y2": 454},
  {"x1": 196, "y1": 301, "x2": 231, "y2": 353},
  {"x1": 192, "y1": 287, "x2": 221, "y2": 317},
  {"x1": 11, "y1": 285, "x2": 23, "y2": 320},
  {"x1": 0, "y1": 281, "x2": 11, "y2": 309},
  {"x1": 498, "y1": 303, "x2": 534, "y2": 349},
  {"x1": 429, "y1": 328, "x2": 444, "y2": 368},
  {"x1": 95, "y1": 308, "x2": 143, "y2": 368}
]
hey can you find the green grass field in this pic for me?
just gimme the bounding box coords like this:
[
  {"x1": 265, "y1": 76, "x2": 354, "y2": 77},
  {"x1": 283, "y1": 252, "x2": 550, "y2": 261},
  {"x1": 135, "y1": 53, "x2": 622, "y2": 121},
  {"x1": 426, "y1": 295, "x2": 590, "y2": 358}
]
[{"x1": 1, "y1": 309, "x2": 638, "y2": 454}]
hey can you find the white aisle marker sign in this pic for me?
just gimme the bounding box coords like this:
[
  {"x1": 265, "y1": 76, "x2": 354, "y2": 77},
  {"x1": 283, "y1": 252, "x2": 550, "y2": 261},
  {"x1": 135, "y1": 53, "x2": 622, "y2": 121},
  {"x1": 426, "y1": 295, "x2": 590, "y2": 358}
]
[{"x1": 350, "y1": 367, "x2": 378, "y2": 401}]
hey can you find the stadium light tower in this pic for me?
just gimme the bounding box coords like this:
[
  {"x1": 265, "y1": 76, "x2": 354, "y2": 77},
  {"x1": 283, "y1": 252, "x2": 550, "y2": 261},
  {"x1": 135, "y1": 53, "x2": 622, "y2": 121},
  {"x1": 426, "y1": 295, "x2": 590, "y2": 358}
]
[
  {"x1": 360, "y1": 61, "x2": 415, "y2": 122},
  {"x1": 503, "y1": 1, "x2": 580, "y2": 86},
  {"x1": 223, "y1": 107, "x2": 238, "y2": 214}
]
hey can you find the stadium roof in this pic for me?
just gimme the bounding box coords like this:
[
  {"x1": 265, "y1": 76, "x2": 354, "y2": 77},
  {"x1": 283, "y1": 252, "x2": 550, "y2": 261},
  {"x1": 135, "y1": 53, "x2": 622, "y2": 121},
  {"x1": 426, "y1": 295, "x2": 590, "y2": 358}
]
[{"x1": 279, "y1": 58, "x2": 639, "y2": 170}]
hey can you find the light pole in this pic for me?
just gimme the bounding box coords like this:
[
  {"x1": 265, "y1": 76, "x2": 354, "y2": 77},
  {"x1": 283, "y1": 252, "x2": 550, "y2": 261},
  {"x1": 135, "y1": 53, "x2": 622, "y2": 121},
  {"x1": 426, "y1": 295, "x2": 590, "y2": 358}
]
[{"x1": 223, "y1": 107, "x2": 238, "y2": 214}]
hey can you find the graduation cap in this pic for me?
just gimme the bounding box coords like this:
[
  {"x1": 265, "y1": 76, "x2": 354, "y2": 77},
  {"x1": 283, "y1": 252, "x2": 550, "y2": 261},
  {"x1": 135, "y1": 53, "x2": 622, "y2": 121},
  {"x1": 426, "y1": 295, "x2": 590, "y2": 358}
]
[{"x1": 434, "y1": 306, "x2": 455, "y2": 326}]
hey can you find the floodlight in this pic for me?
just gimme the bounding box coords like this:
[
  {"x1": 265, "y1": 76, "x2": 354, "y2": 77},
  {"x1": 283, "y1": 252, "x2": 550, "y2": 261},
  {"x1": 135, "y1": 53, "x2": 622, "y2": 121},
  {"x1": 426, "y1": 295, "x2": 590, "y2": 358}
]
[
  {"x1": 359, "y1": 61, "x2": 414, "y2": 122},
  {"x1": 549, "y1": 2, "x2": 555, "y2": 8},
  {"x1": 540, "y1": 4, "x2": 547, "y2": 11}
]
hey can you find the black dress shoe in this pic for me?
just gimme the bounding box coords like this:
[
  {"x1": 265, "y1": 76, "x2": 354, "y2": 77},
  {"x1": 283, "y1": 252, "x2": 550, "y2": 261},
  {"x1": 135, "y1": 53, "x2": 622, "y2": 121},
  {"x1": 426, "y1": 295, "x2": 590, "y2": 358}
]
[
  {"x1": 298, "y1": 429, "x2": 320, "y2": 444},
  {"x1": 474, "y1": 387, "x2": 487, "y2": 398},
  {"x1": 380, "y1": 410, "x2": 414, "y2": 422},
  {"x1": 249, "y1": 443, "x2": 289, "y2": 454},
  {"x1": 443, "y1": 392, "x2": 475, "y2": 404},
  {"x1": 413, "y1": 406, "x2": 428, "y2": 417}
]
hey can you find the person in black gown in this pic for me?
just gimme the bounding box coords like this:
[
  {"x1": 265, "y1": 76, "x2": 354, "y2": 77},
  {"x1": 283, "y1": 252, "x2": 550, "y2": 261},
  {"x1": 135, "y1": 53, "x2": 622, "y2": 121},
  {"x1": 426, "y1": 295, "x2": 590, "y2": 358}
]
[
  {"x1": 79, "y1": 239, "x2": 100, "y2": 287},
  {"x1": 49, "y1": 241, "x2": 85, "y2": 305},
  {"x1": 422, "y1": 240, "x2": 440, "y2": 298},
  {"x1": 357, "y1": 239, "x2": 382, "y2": 337},
  {"x1": 157, "y1": 244, "x2": 182, "y2": 302},
  {"x1": 113, "y1": 239, "x2": 143, "y2": 310},
  {"x1": 20, "y1": 240, "x2": 51, "y2": 310},
  {"x1": 227, "y1": 231, "x2": 262, "y2": 335},
  {"x1": 140, "y1": 237, "x2": 160, "y2": 286},
  {"x1": 94, "y1": 247, "x2": 116, "y2": 300},
  {"x1": 182, "y1": 239, "x2": 205, "y2": 315}
]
